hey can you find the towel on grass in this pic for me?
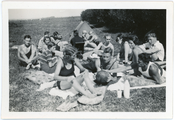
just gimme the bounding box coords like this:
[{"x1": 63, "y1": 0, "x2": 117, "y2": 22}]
[
  {"x1": 77, "y1": 86, "x2": 106, "y2": 105},
  {"x1": 49, "y1": 87, "x2": 79, "y2": 99}
]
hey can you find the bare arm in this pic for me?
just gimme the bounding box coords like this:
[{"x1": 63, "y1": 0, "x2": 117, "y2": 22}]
[
  {"x1": 149, "y1": 64, "x2": 165, "y2": 84},
  {"x1": 107, "y1": 65, "x2": 132, "y2": 73},
  {"x1": 88, "y1": 35, "x2": 95, "y2": 42},
  {"x1": 95, "y1": 58, "x2": 101, "y2": 71},
  {"x1": 124, "y1": 42, "x2": 130, "y2": 62},
  {"x1": 143, "y1": 48, "x2": 160, "y2": 54},
  {"x1": 74, "y1": 58, "x2": 86, "y2": 73},
  {"x1": 95, "y1": 42, "x2": 102, "y2": 50},
  {"x1": 54, "y1": 57, "x2": 74, "y2": 81},
  {"x1": 17, "y1": 46, "x2": 29, "y2": 63},
  {"x1": 29, "y1": 45, "x2": 38, "y2": 62}
]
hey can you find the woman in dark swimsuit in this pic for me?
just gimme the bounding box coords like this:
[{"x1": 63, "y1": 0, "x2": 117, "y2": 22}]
[{"x1": 53, "y1": 44, "x2": 97, "y2": 98}]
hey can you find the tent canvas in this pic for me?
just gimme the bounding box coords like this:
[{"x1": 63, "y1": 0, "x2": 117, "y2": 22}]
[{"x1": 69, "y1": 21, "x2": 98, "y2": 42}]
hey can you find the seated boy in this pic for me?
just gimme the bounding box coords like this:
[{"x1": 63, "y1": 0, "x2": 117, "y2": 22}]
[{"x1": 17, "y1": 35, "x2": 38, "y2": 69}]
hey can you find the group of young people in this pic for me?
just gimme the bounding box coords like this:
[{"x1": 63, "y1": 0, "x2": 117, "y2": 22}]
[{"x1": 17, "y1": 30, "x2": 166, "y2": 98}]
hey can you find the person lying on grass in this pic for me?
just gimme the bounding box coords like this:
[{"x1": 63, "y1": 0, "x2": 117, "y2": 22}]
[
  {"x1": 106, "y1": 53, "x2": 166, "y2": 84},
  {"x1": 17, "y1": 35, "x2": 38, "y2": 69}
]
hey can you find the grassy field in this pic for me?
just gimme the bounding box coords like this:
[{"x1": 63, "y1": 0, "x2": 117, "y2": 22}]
[{"x1": 9, "y1": 16, "x2": 166, "y2": 112}]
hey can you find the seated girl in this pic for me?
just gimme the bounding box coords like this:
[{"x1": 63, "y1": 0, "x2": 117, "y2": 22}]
[
  {"x1": 119, "y1": 35, "x2": 139, "y2": 65},
  {"x1": 38, "y1": 42, "x2": 58, "y2": 73},
  {"x1": 84, "y1": 31, "x2": 100, "y2": 50}
]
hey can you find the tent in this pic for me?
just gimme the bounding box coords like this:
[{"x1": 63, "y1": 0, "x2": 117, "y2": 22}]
[{"x1": 68, "y1": 21, "x2": 99, "y2": 42}]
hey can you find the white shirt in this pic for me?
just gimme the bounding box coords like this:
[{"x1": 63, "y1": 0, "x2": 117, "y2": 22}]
[{"x1": 152, "y1": 41, "x2": 164, "y2": 61}]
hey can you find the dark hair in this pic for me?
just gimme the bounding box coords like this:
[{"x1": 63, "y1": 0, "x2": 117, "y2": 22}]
[
  {"x1": 147, "y1": 33, "x2": 157, "y2": 38},
  {"x1": 138, "y1": 53, "x2": 152, "y2": 63},
  {"x1": 44, "y1": 31, "x2": 49, "y2": 35},
  {"x1": 103, "y1": 47, "x2": 113, "y2": 56},
  {"x1": 73, "y1": 30, "x2": 78, "y2": 36},
  {"x1": 116, "y1": 33, "x2": 123, "y2": 42},
  {"x1": 62, "y1": 44, "x2": 78, "y2": 64},
  {"x1": 122, "y1": 35, "x2": 139, "y2": 45},
  {"x1": 43, "y1": 36, "x2": 51, "y2": 43},
  {"x1": 94, "y1": 70, "x2": 109, "y2": 86},
  {"x1": 24, "y1": 35, "x2": 31, "y2": 39},
  {"x1": 53, "y1": 31, "x2": 59, "y2": 36}
]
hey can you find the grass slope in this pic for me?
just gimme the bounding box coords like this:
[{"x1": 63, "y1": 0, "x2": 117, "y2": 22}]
[{"x1": 9, "y1": 17, "x2": 165, "y2": 112}]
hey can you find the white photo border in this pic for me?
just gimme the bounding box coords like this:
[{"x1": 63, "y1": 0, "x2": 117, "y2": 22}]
[{"x1": 2, "y1": 1, "x2": 173, "y2": 119}]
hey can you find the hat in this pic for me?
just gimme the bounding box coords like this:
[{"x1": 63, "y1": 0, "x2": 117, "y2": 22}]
[{"x1": 94, "y1": 70, "x2": 109, "y2": 86}]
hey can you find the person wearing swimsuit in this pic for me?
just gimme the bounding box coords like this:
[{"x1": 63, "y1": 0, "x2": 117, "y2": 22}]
[
  {"x1": 137, "y1": 53, "x2": 166, "y2": 84},
  {"x1": 94, "y1": 35, "x2": 114, "y2": 56},
  {"x1": 53, "y1": 44, "x2": 99, "y2": 98},
  {"x1": 95, "y1": 47, "x2": 118, "y2": 72},
  {"x1": 17, "y1": 35, "x2": 38, "y2": 69}
]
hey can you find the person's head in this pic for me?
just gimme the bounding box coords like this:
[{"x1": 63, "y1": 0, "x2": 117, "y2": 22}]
[
  {"x1": 82, "y1": 30, "x2": 87, "y2": 37},
  {"x1": 47, "y1": 42, "x2": 55, "y2": 50},
  {"x1": 89, "y1": 31, "x2": 93, "y2": 35},
  {"x1": 146, "y1": 33, "x2": 157, "y2": 45},
  {"x1": 102, "y1": 47, "x2": 113, "y2": 64},
  {"x1": 73, "y1": 30, "x2": 78, "y2": 36},
  {"x1": 116, "y1": 33, "x2": 123, "y2": 44},
  {"x1": 94, "y1": 70, "x2": 111, "y2": 86},
  {"x1": 53, "y1": 31, "x2": 62, "y2": 40},
  {"x1": 138, "y1": 53, "x2": 152, "y2": 67},
  {"x1": 24, "y1": 35, "x2": 32, "y2": 47},
  {"x1": 44, "y1": 36, "x2": 51, "y2": 45},
  {"x1": 62, "y1": 44, "x2": 78, "y2": 64},
  {"x1": 44, "y1": 31, "x2": 49, "y2": 37},
  {"x1": 105, "y1": 35, "x2": 112, "y2": 43}
]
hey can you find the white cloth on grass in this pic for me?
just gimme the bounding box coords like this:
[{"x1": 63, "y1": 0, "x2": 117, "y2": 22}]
[{"x1": 49, "y1": 87, "x2": 79, "y2": 99}]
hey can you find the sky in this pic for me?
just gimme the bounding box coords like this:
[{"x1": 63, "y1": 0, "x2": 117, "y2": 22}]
[{"x1": 9, "y1": 9, "x2": 85, "y2": 20}]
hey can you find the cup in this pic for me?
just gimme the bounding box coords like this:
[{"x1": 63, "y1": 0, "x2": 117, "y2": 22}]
[{"x1": 117, "y1": 90, "x2": 122, "y2": 98}]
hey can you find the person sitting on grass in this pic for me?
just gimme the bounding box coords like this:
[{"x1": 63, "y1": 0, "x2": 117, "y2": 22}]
[
  {"x1": 132, "y1": 32, "x2": 164, "y2": 64},
  {"x1": 70, "y1": 30, "x2": 85, "y2": 48},
  {"x1": 119, "y1": 35, "x2": 139, "y2": 65},
  {"x1": 82, "y1": 47, "x2": 119, "y2": 73},
  {"x1": 84, "y1": 31, "x2": 99, "y2": 51},
  {"x1": 38, "y1": 31, "x2": 50, "y2": 52},
  {"x1": 115, "y1": 33, "x2": 124, "y2": 60},
  {"x1": 38, "y1": 36, "x2": 52, "y2": 53},
  {"x1": 50, "y1": 31, "x2": 63, "y2": 45},
  {"x1": 106, "y1": 53, "x2": 166, "y2": 84},
  {"x1": 94, "y1": 35, "x2": 114, "y2": 56},
  {"x1": 38, "y1": 42, "x2": 58, "y2": 74},
  {"x1": 18, "y1": 35, "x2": 38, "y2": 69}
]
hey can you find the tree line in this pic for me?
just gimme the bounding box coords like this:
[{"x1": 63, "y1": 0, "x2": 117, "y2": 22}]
[{"x1": 81, "y1": 9, "x2": 166, "y2": 48}]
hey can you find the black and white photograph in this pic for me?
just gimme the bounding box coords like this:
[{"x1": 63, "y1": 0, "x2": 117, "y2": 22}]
[{"x1": 1, "y1": 1, "x2": 173, "y2": 119}]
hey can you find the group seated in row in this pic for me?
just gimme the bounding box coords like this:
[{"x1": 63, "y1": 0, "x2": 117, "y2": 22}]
[{"x1": 17, "y1": 31, "x2": 166, "y2": 98}]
